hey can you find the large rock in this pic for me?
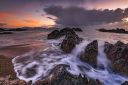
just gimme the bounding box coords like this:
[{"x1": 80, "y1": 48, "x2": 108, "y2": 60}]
[
  {"x1": 61, "y1": 30, "x2": 82, "y2": 53},
  {"x1": 34, "y1": 64, "x2": 102, "y2": 85},
  {"x1": 47, "y1": 27, "x2": 83, "y2": 39},
  {"x1": 80, "y1": 40, "x2": 98, "y2": 67},
  {"x1": 47, "y1": 30, "x2": 60, "y2": 39},
  {"x1": 59, "y1": 27, "x2": 73, "y2": 36},
  {"x1": 104, "y1": 41, "x2": 128, "y2": 75}
]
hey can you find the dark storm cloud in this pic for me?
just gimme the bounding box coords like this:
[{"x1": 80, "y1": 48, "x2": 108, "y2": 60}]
[
  {"x1": 0, "y1": 0, "x2": 108, "y2": 11},
  {"x1": 44, "y1": 6, "x2": 128, "y2": 26},
  {"x1": 0, "y1": 23, "x2": 7, "y2": 27}
]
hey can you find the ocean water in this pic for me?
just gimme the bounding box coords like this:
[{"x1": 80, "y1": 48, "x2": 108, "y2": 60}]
[
  {"x1": 0, "y1": 23, "x2": 128, "y2": 47},
  {"x1": 0, "y1": 25, "x2": 128, "y2": 85}
]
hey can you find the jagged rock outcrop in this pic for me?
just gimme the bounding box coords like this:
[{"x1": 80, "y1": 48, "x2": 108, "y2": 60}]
[
  {"x1": 47, "y1": 27, "x2": 83, "y2": 39},
  {"x1": 47, "y1": 30, "x2": 60, "y2": 39},
  {"x1": 104, "y1": 41, "x2": 128, "y2": 76},
  {"x1": 60, "y1": 30, "x2": 82, "y2": 53},
  {"x1": 80, "y1": 40, "x2": 98, "y2": 67},
  {"x1": 34, "y1": 64, "x2": 102, "y2": 85}
]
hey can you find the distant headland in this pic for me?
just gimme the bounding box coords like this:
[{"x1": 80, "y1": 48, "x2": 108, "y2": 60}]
[{"x1": 97, "y1": 28, "x2": 128, "y2": 34}]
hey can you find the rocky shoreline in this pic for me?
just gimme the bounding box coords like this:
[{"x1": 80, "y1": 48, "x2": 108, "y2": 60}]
[{"x1": 0, "y1": 27, "x2": 128, "y2": 85}]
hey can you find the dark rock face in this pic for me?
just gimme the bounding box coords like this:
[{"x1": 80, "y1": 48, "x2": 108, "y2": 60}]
[
  {"x1": 47, "y1": 30, "x2": 60, "y2": 39},
  {"x1": 73, "y1": 28, "x2": 83, "y2": 32},
  {"x1": 60, "y1": 30, "x2": 82, "y2": 53},
  {"x1": 122, "y1": 81, "x2": 128, "y2": 85},
  {"x1": 80, "y1": 40, "x2": 98, "y2": 67},
  {"x1": 34, "y1": 65, "x2": 102, "y2": 85},
  {"x1": 104, "y1": 41, "x2": 128, "y2": 75},
  {"x1": 59, "y1": 27, "x2": 73, "y2": 36},
  {"x1": 47, "y1": 27, "x2": 83, "y2": 39}
]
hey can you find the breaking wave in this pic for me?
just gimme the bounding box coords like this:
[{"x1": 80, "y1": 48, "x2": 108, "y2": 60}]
[{"x1": 12, "y1": 39, "x2": 128, "y2": 85}]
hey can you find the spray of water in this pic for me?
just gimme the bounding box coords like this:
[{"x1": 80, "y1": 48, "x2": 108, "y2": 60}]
[{"x1": 12, "y1": 40, "x2": 128, "y2": 85}]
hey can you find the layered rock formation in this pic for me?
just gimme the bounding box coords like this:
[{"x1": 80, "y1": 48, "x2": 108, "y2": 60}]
[
  {"x1": 104, "y1": 41, "x2": 128, "y2": 76},
  {"x1": 61, "y1": 29, "x2": 82, "y2": 53},
  {"x1": 80, "y1": 40, "x2": 98, "y2": 68}
]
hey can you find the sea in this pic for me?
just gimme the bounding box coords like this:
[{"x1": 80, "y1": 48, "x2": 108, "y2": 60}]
[{"x1": 0, "y1": 24, "x2": 128, "y2": 85}]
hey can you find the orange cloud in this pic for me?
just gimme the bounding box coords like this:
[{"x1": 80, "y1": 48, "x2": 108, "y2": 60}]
[
  {"x1": 0, "y1": 12, "x2": 15, "y2": 19},
  {"x1": 0, "y1": 12, "x2": 55, "y2": 28}
]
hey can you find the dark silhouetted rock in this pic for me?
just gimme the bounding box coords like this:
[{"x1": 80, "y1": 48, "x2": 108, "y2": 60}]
[
  {"x1": 47, "y1": 27, "x2": 83, "y2": 39},
  {"x1": 121, "y1": 81, "x2": 128, "y2": 85},
  {"x1": 0, "y1": 28, "x2": 5, "y2": 31},
  {"x1": 47, "y1": 30, "x2": 60, "y2": 39},
  {"x1": 73, "y1": 28, "x2": 83, "y2": 32},
  {"x1": 7, "y1": 28, "x2": 27, "y2": 31},
  {"x1": 104, "y1": 41, "x2": 128, "y2": 76},
  {"x1": 61, "y1": 30, "x2": 82, "y2": 53},
  {"x1": 34, "y1": 64, "x2": 102, "y2": 85},
  {"x1": 59, "y1": 27, "x2": 74, "y2": 36},
  {"x1": 98, "y1": 28, "x2": 128, "y2": 34},
  {"x1": 80, "y1": 40, "x2": 98, "y2": 67},
  {"x1": 0, "y1": 32, "x2": 13, "y2": 35}
]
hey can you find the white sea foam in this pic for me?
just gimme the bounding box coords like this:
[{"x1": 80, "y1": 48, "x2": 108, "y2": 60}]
[{"x1": 12, "y1": 40, "x2": 128, "y2": 85}]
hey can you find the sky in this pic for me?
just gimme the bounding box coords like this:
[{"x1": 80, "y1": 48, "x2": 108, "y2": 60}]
[{"x1": 0, "y1": 0, "x2": 128, "y2": 28}]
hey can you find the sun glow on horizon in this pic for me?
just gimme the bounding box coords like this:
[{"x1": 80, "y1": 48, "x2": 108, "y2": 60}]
[{"x1": 122, "y1": 17, "x2": 128, "y2": 22}]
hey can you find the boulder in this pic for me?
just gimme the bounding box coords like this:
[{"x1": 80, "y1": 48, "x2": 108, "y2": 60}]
[
  {"x1": 104, "y1": 41, "x2": 128, "y2": 75},
  {"x1": 80, "y1": 40, "x2": 98, "y2": 67},
  {"x1": 47, "y1": 30, "x2": 60, "y2": 39},
  {"x1": 34, "y1": 64, "x2": 102, "y2": 85},
  {"x1": 61, "y1": 30, "x2": 82, "y2": 53}
]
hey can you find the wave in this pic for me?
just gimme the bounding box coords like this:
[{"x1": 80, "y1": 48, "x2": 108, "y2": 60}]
[{"x1": 12, "y1": 39, "x2": 128, "y2": 85}]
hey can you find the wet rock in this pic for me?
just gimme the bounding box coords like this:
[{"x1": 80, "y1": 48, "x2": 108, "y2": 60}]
[
  {"x1": 61, "y1": 30, "x2": 82, "y2": 53},
  {"x1": 104, "y1": 41, "x2": 128, "y2": 75},
  {"x1": 0, "y1": 55, "x2": 17, "y2": 79},
  {"x1": 122, "y1": 81, "x2": 128, "y2": 85},
  {"x1": 0, "y1": 78, "x2": 30, "y2": 85},
  {"x1": 34, "y1": 64, "x2": 102, "y2": 85},
  {"x1": 47, "y1": 30, "x2": 60, "y2": 39},
  {"x1": 80, "y1": 40, "x2": 98, "y2": 67}
]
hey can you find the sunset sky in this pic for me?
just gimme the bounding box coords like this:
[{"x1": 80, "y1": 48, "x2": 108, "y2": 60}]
[{"x1": 0, "y1": 0, "x2": 128, "y2": 28}]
